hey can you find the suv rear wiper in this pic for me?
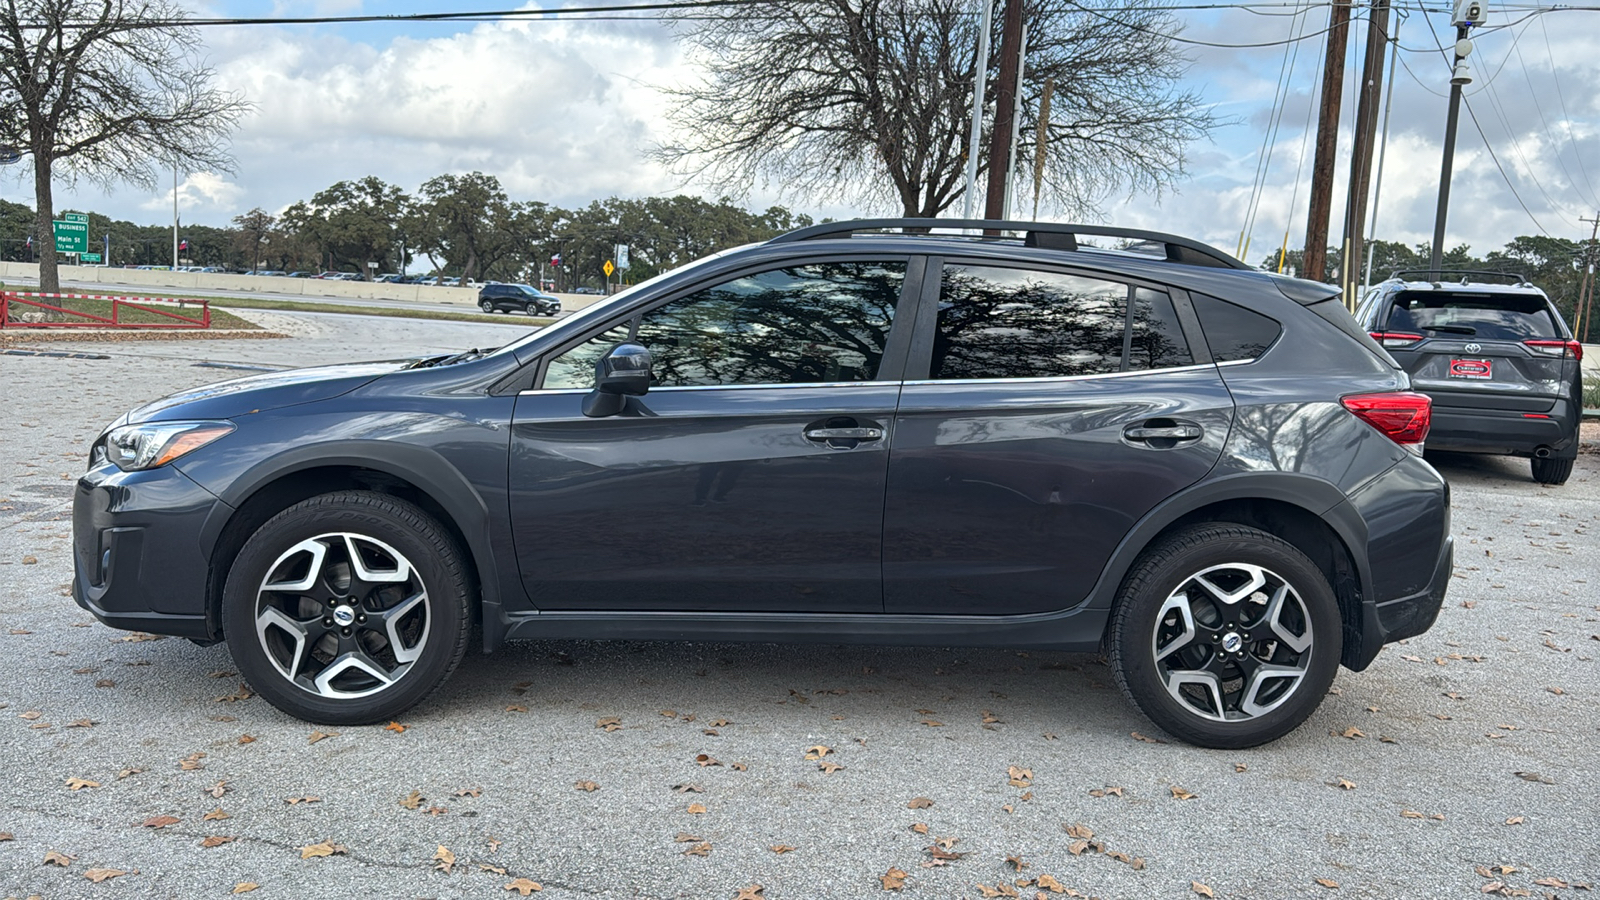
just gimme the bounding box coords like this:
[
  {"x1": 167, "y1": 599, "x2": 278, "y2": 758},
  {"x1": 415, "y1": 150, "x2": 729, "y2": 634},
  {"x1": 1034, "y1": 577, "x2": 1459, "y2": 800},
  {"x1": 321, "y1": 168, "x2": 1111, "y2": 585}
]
[{"x1": 1421, "y1": 324, "x2": 1477, "y2": 335}]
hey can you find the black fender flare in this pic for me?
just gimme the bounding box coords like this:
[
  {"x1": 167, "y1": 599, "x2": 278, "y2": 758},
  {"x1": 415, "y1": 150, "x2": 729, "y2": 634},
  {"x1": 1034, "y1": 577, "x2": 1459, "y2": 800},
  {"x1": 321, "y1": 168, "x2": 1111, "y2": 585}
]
[
  {"x1": 1081, "y1": 471, "x2": 1373, "y2": 613},
  {"x1": 197, "y1": 440, "x2": 506, "y2": 646}
]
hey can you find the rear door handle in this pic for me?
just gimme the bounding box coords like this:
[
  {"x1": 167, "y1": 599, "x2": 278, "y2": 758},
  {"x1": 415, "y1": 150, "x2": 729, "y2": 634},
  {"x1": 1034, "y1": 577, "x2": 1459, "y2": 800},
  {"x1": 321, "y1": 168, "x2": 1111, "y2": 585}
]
[{"x1": 1124, "y1": 425, "x2": 1202, "y2": 441}]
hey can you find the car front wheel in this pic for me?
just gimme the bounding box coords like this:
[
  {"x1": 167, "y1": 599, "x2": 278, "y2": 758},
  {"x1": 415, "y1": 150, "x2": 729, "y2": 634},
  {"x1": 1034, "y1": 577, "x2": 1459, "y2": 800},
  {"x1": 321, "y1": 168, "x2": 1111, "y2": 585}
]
[
  {"x1": 479, "y1": 300, "x2": 494, "y2": 313},
  {"x1": 222, "y1": 491, "x2": 472, "y2": 725},
  {"x1": 1109, "y1": 524, "x2": 1342, "y2": 748}
]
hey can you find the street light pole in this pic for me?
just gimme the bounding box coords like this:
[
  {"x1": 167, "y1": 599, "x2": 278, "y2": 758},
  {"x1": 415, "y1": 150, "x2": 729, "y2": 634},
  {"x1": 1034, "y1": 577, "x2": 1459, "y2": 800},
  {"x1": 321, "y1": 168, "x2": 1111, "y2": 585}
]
[
  {"x1": 960, "y1": 0, "x2": 994, "y2": 220},
  {"x1": 1427, "y1": 24, "x2": 1470, "y2": 277}
]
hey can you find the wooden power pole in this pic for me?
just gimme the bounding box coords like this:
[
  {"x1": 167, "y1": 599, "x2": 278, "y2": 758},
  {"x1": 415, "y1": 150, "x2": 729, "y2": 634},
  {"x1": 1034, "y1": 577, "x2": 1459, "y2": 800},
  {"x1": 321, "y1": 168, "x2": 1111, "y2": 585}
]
[
  {"x1": 1577, "y1": 213, "x2": 1599, "y2": 343},
  {"x1": 1342, "y1": 0, "x2": 1391, "y2": 303},
  {"x1": 1302, "y1": 0, "x2": 1353, "y2": 283},
  {"x1": 984, "y1": 0, "x2": 1025, "y2": 221}
]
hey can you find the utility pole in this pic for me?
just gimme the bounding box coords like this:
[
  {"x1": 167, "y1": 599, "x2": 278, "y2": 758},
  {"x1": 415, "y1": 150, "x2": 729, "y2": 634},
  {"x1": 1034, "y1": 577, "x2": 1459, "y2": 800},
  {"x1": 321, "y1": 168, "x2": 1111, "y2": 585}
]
[
  {"x1": 1342, "y1": 0, "x2": 1391, "y2": 304},
  {"x1": 1430, "y1": 0, "x2": 1487, "y2": 275},
  {"x1": 983, "y1": 0, "x2": 1025, "y2": 222},
  {"x1": 1576, "y1": 213, "x2": 1599, "y2": 343},
  {"x1": 1302, "y1": 0, "x2": 1353, "y2": 284},
  {"x1": 960, "y1": 0, "x2": 994, "y2": 220}
]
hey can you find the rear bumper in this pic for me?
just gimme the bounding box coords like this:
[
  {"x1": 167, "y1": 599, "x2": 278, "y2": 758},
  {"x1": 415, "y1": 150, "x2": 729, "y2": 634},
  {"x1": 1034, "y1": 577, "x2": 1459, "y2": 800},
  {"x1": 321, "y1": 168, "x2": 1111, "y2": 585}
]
[
  {"x1": 1343, "y1": 455, "x2": 1452, "y2": 670},
  {"x1": 72, "y1": 462, "x2": 222, "y2": 639},
  {"x1": 1427, "y1": 402, "x2": 1579, "y2": 457}
]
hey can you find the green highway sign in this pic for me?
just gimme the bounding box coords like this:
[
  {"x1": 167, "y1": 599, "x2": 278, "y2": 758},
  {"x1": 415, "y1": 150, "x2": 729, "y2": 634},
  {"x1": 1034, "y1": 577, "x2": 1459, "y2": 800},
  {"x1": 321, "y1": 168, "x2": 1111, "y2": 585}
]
[
  {"x1": 64, "y1": 212, "x2": 88, "y2": 224},
  {"x1": 52, "y1": 219, "x2": 88, "y2": 254},
  {"x1": 79, "y1": 252, "x2": 102, "y2": 263}
]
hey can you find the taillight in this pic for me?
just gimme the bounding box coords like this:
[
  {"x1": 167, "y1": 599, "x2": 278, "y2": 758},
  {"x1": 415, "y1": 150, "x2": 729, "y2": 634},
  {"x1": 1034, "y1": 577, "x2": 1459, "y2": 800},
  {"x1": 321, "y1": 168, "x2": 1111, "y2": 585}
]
[
  {"x1": 1369, "y1": 331, "x2": 1424, "y2": 349},
  {"x1": 1341, "y1": 391, "x2": 1432, "y2": 453},
  {"x1": 1523, "y1": 339, "x2": 1582, "y2": 362}
]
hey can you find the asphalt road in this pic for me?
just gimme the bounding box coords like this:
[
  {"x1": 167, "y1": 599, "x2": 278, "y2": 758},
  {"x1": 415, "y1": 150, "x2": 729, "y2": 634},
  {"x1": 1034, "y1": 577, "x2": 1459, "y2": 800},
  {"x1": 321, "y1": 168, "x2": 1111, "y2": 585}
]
[
  {"x1": 2, "y1": 273, "x2": 480, "y2": 314},
  {"x1": 1, "y1": 312, "x2": 1596, "y2": 899}
]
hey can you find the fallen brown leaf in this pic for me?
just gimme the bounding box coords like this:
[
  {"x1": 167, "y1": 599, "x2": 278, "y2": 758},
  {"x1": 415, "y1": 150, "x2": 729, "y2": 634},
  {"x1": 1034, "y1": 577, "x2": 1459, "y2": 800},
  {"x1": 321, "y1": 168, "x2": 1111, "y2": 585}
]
[
  {"x1": 682, "y1": 841, "x2": 711, "y2": 856},
  {"x1": 284, "y1": 795, "x2": 321, "y2": 805},
  {"x1": 1315, "y1": 877, "x2": 1340, "y2": 888},
  {"x1": 769, "y1": 844, "x2": 797, "y2": 853},
  {"x1": 65, "y1": 777, "x2": 99, "y2": 791},
  {"x1": 574, "y1": 780, "x2": 599, "y2": 792},
  {"x1": 44, "y1": 850, "x2": 75, "y2": 866},
  {"x1": 732, "y1": 886, "x2": 764, "y2": 900},
  {"x1": 1504, "y1": 816, "x2": 1525, "y2": 825},
  {"x1": 686, "y1": 802, "x2": 707, "y2": 814},
  {"x1": 880, "y1": 867, "x2": 909, "y2": 890},
  {"x1": 200, "y1": 836, "x2": 235, "y2": 848},
  {"x1": 504, "y1": 877, "x2": 543, "y2": 895},
  {"x1": 141, "y1": 815, "x2": 180, "y2": 829},
  {"x1": 818, "y1": 760, "x2": 844, "y2": 774},
  {"x1": 203, "y1": 808, "x2": 231, "y2": 821},
  {"x1": 906, "y1": 797, "x2": 934, "y2": 809},
  {"x1": 308, "y1": 730, "x2": 336, "y2": 744},
  {"x1": 231, "y1": 883, "x2": 259, "y2": 893},
  {"x1": 1035, "y1": 873, "x2": 1067, "y2": 892},
  {"x1": 695, "y1": 754, "x2": 722, "y2": 767},
  {"x1": 1131, "y1": 731, "x2": 1165, "y2": 744},
  {"x1": 1170, "y1": 785, "x2": 1197, "y2": 800},
  {"x1": 909, "y1": 822, "x2": 929, "y2": 834},
  {"x1": 1514, "y1": 771, "x2": 1555, "y2": 784},
  {"x1": 1007, "y1": 765, "x2": 1033, "y2": 787},
  {"x1": 83, "y1": 868, "x2": 126, "y2": 883},
  {"x1": 433, "y1": 845, "x2": 456, "y2": 874},
  {"x1": 596, "y1": 716, "x2": 622, "y2": 731},
  {"x1": 454, "y1": 787, "x2": 482, "y2": 798},
  {"x1": 208, "y1": 781, "x2": 229, "y2": 799},
  {"x1": 384, "y1": 721, "x2": 406, "y2": 733},
  {"x1": 1063, "y1": 823, "x2": 1093, "y2": 840},
  {"x1": 1088, "y1": 786, "x2": 1125, "y2": 798},
  {"x1": 803, "y1": 744, "x2": 832, "y2": 760},
  {"x1": 298, "y1": 841, "x2": 348, "y2": 859},
  {"x1": 1193, "y1": 882, "x2": 1216, "y2": 898}
]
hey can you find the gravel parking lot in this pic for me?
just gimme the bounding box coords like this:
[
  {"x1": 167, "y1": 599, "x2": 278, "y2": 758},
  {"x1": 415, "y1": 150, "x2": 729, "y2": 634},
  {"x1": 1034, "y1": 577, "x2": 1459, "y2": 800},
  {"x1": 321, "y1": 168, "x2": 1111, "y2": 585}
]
[{"x1": 2, "y1": 312, "x2": 1596, "y2": 899}]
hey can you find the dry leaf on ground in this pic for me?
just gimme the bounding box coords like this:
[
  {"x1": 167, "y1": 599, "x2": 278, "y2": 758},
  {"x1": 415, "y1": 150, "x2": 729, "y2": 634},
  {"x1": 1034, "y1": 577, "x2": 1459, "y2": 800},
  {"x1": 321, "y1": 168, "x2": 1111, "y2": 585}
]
[
  {"x1": 308, "y1": 730, "x2": 336, "y2": 744},
  {"x1": 1315, "y1": 877, "x2": 1340, "y2": 888},
  {"x1": 65, "y1": 777, "x2": 99, "y2": 791},
  {"x1": 686, "y1": 802, "x2": 707, "y2": 814},
  {"x1": 880, "y1": 867, "x2": 909, "y2": 890},
  {"x1": 433, "y1": 845, "x2": 456, "y2": 874},
  {"x1": 732, "y1": 887, "x2": 764, "y2": 900},
  {"x1": 84, "y1": 868, "x2": 126, "y2": 883},
  {"x1": 203, "y1": 808, "x2": 231, "y2": 821},
  {"x1": 141, "y1": 815, "x2": 180, "y2": 829},
  {"x1": 574, "y1": 780, "x2": 599, "y2": 792},
  {"x1": 231, "y1": 884, "x2": 259, "y2": 894},
  {"x1": 384, "y1": 721, "x2": 406, "y2": 733},
  {"x1": 1170, "y1": 786, "x2": 1197, "y2": 800},
  {"x1": 44, "y1": 850, "x2": 75, "y2": 866},
  {"x1": 298, "y1": 841, "x2": 348, "y2": 859},
  {"x1": 906, "y1": 797, "x2": 933, "y2": 809},
  {"x1": 803, "y1": 745, "x2": 832, "y2": 760},
  {"x1": 1193, "y1": 882, "x2": 1216, "y2": 898},
  {"x1": 769, "y1": 844, "x2": 797, "y2": 853},
  {"x1": 1064, "y1": 823, "x2": 1093, "y2": 839},
  {"x1": 504, "y1": 877, "x2": 543, "y2": 895},
  {"x1": 201, "y1": 836, "x2": 235, "y2": 848}
]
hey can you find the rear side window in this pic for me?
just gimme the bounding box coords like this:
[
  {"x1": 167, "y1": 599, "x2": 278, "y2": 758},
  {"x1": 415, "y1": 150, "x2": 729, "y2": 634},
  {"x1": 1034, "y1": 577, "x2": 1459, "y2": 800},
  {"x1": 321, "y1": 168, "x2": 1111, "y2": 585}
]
[
  {"x1": 1192, "y1": 294, "x2": 1282, "y2": 362},
  {"x1": 933, "y1": 265, "x2": 1193, "y2": 379},
  {"x1": 1387, "y1": 292, "x2": 1558, "y2": 340}
]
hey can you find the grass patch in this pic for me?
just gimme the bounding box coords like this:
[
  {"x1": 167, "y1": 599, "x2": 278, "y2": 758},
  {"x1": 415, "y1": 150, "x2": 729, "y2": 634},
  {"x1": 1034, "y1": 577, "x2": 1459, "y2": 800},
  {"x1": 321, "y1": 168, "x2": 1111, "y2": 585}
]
[
  {"x1": 205, "y1": 295, "x2": 554, "y2": 327},
  {"x1": 1584, "y1": 375, "x2": 1599, "y2": 411},
  {"x1": 4, "y1": 295, "x2": 258, "y2": 330}
]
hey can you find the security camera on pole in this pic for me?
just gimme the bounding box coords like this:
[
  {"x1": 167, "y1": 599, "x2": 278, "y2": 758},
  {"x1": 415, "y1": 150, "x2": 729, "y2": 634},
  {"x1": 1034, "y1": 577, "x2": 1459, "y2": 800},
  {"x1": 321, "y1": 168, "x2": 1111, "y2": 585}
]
[{"x1": 1428, "y1": 0, "x2": 1486, "y2": 276}]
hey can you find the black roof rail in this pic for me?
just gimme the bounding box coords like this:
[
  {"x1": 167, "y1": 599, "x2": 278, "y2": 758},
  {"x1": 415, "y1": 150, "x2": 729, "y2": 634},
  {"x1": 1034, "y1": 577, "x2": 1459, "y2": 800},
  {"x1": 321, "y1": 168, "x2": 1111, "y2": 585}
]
[
  {"x1": 1386, "y1": 268, "x2": 1531, "y2": 286},
  {"x1": 767, "y1": 218, "x2": 1251, "y2": 271}
]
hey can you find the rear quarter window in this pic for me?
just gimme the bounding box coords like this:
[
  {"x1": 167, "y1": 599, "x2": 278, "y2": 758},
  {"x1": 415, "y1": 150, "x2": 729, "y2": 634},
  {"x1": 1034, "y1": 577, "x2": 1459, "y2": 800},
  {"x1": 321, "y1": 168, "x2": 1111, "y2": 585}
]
[
  {"x1": 1192, "y1": 294, "x2": 1282, "y2": 362},
  {"x1": 1388, "y1": 291, "x2": 1559, "y2": 340}
]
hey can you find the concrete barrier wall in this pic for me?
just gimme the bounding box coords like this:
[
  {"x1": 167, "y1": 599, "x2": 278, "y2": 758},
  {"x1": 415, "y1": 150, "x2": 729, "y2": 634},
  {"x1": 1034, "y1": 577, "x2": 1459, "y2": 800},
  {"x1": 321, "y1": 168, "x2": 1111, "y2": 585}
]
[{"x1": 0, "y1": 262, "x2": 482, "y2": 305}]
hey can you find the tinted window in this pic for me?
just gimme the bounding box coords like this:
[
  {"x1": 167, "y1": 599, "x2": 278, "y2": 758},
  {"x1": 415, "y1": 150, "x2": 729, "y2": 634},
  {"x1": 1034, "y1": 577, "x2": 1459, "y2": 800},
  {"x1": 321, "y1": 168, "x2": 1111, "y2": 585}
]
[
  {"x1": 933, "y1": 265, "x2": 1128, "y2": 379},
  {"x1": 1388, "y1": 291, "x2": 1558, "y2": 340},
  {"x1": 1129, "y1": 287, "x2": 1193, "y2": 371},
  {"x1": 543, "y1": 261, "x2": 905, "y2": 389},
  {"x1": 1192, "y1": 294, "x2": 1282, "y2": 362}
]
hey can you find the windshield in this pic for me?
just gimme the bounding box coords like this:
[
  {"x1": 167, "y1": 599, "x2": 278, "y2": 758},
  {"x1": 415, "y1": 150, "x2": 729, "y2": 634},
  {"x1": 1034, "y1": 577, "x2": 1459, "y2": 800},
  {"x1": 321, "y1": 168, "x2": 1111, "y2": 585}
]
[
  {"x1": 485, "y1": 245, "x2": 760, "y2": 359},
  {"x1": 1386, "y1": 291, "x2": 1559, "y2": 341}
]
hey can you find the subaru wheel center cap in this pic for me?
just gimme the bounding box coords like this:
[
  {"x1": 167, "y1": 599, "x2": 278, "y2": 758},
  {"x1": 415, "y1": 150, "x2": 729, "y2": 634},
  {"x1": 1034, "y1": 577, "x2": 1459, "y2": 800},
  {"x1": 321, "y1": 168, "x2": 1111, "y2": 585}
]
[
  {"x1": 1220, "y1": 631, "x2": 1243, "y2": 653},
  {"x1": 333, "y1": 605, "x2": 357, "y2": 627}
]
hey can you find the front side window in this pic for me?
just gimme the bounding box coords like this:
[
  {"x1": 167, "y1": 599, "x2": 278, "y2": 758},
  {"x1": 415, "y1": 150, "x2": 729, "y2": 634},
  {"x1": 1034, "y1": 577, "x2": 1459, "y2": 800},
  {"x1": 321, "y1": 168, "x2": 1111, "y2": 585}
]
[
  {"x1": 543, "y1": 261, "x2": 905, "y2": 389},
  {"x1": 932, "y1": 265, "x2": 1129, "y2": 380}
]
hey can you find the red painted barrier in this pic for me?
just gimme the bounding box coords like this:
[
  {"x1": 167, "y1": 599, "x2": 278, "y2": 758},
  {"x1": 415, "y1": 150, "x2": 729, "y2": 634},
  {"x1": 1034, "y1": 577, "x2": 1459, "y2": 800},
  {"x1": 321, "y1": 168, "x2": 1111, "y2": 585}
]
[{"x1": 0, "y1": 292, "x2": 210, "y2": 329}]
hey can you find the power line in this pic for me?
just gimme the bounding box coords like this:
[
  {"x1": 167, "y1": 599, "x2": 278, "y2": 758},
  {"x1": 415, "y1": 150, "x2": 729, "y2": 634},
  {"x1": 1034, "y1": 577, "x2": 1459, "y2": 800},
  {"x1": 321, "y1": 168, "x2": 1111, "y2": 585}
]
[{"x1": 1536, "y1": 15, "x2": 1599, "y2": 208}]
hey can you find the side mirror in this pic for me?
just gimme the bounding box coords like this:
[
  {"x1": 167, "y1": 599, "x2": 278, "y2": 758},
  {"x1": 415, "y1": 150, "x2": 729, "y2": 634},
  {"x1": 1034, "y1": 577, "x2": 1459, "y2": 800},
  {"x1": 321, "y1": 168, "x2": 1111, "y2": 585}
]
[{"x1": 581, "y1": 342, "x2": 651, "y2": 417}]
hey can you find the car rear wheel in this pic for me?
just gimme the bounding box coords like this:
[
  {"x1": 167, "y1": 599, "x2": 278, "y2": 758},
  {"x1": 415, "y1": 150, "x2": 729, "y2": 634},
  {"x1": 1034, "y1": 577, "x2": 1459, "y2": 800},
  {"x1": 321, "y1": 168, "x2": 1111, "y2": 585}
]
[
  {"x1": 1531, "y1": 455, "x2": 1573, "y2": 485},
  {"x1": 479, "y1": 300, "x2": 494, "y2": 313},
  {"x1": 1109, "y1": 524, "x2": 1342, "y2": 749},
  {"x1": 222, "y1": 491, "x2": 472, "y2": 725}
]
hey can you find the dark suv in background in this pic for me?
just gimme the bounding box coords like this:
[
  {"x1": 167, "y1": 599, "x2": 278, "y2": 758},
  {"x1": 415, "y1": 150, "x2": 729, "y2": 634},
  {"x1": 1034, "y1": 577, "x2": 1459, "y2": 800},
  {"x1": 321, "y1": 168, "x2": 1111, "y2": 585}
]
[
  {"x1": 478, "y1": 282, "x2": 561, "y2": 316},
  {"x1": 74, "y1": 219, "x2": 1452, "y2": 748},
  {"x1": 1357, "y1": 271, "x2": 1584, "y2": 484}
]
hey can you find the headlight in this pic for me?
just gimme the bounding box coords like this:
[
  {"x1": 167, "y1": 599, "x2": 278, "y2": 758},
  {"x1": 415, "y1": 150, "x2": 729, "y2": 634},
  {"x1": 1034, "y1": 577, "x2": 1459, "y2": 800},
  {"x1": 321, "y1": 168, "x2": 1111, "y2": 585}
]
[{"x1": 103, "y1": 421, "x2": 234, "y2": 471}]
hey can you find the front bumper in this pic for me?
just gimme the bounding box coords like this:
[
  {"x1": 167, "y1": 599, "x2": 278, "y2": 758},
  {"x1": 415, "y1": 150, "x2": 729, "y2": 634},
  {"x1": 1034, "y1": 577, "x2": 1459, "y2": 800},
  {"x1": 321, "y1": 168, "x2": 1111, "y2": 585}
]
[{"x1": 72, "y1": 461, "x2": 225, "y2": 639}]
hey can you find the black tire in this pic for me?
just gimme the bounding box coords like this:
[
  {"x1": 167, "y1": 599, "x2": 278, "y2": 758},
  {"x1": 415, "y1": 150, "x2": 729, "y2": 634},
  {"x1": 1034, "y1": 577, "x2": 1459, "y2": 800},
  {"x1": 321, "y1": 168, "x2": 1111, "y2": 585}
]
[
  {"x1": 1531, "y1": 455, "x2": 1573, "y2": 485},
  {"x1": 479, "y1": 300, "x2": 495, "y2": 313},
  {"x1": 221, "y1": 491, "x2": 472, "y2": 725},
  {"x1": 1108, "y1": 524, "x2": 1342, "y2": 749}
]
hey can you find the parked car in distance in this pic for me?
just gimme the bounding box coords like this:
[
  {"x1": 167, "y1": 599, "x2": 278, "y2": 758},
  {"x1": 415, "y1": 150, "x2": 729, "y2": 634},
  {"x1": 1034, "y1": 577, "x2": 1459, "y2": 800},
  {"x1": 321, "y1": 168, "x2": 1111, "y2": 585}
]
[
  {"x1": 572, "y1": 286, "x2": 603, "y2": 295},
  {"x1": 1356, "y1": 270, "x2": 1584, "y2": 484},
  {"x1": 374, "y1": 273, "x2": 403, "y2": 283},
  {"x1": 477, "y1": 283, "x2": 560, "y2": 316},
  {"x1": 73, "y1": 218, "x2": 1452, "y2": 749}
]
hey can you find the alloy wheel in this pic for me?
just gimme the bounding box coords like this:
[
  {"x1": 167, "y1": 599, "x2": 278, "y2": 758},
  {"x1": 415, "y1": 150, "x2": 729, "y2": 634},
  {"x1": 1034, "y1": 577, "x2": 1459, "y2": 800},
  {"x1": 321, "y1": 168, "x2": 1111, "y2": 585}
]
[
  {"x1": 254, "y1": 532, "x2": 431, "y2": 699},
  {"x1": 1151, "y1": 562, "x2": 1314, "y2": 722}
]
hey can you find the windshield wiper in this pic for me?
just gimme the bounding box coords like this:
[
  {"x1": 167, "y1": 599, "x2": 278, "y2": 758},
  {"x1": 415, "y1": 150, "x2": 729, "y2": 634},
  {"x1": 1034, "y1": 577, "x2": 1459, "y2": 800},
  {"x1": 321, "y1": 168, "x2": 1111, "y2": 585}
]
[{"x1": 412, "y1": 347, "x2": 496, "y2": 368}]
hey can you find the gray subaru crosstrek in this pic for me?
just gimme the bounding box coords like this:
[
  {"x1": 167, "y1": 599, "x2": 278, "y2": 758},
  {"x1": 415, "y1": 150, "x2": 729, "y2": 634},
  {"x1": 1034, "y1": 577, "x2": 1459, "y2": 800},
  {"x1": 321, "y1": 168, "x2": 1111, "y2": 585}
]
[
  {"x1": 74, "y1": 219, "x2": 1453, "y2": 748},
  {"x1": 1356, "y1": 270, "x2": 1584, "y2": 484}
]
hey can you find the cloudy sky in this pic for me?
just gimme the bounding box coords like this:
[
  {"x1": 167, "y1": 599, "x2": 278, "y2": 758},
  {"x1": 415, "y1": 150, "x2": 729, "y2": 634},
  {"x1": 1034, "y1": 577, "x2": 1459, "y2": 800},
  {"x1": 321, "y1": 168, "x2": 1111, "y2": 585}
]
[{"x1": 14, "y1": 0, "x2": 1599, "y2": 265}]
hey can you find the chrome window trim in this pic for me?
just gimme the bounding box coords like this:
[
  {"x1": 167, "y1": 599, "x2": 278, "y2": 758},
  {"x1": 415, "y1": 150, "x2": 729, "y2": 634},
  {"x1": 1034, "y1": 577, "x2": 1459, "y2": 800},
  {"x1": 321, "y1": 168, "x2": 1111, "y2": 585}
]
[{"x1": 520, "y1": 380, "x2": 893, "y2": 396}]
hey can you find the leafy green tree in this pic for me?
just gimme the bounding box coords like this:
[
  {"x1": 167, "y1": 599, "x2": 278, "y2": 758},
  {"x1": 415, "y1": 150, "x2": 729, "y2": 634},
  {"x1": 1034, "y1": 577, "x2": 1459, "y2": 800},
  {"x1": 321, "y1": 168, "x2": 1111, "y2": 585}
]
[
  {"x1": 233, "y1": 208, "x2": 275, "y2": 273},
  {"x1": 405, "y1": 172, "x2": 520, "y2": 281},
  {"x1": 281, "y1": 177, "x2": 408, "y2": 276}
]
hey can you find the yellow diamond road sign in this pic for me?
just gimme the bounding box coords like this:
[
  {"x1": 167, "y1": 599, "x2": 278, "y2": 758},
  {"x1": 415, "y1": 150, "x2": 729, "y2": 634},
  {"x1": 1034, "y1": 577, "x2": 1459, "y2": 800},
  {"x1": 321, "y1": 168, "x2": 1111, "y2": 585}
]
[{"x1": 603, "y1": 260, "x2": 615, "y2": 277}]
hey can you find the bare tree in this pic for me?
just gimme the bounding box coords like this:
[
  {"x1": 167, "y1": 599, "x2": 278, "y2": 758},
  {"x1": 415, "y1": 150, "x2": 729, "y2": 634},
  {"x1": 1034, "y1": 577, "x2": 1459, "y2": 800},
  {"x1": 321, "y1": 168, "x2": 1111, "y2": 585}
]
[
  {"x1": 0, "y1": 0, "x2": 247, "y2": 290},
  {"x1": 656, "y1": 0, "x2": 1213, "y2": 219}
]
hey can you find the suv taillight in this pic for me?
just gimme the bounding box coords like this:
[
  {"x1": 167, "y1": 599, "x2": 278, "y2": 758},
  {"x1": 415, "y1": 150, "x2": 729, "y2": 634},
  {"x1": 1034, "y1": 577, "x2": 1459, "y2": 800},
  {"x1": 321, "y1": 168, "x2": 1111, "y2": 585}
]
[
  {"x1": 1368, "y1": 331, "x2": 1423, "y2": 349},
  {"x1": 1341, "y1": 391, "x2": 1432, "y2": 453},
  {"x1": 1524, "y1": 339, "x2": 1583, "y2": 362}
]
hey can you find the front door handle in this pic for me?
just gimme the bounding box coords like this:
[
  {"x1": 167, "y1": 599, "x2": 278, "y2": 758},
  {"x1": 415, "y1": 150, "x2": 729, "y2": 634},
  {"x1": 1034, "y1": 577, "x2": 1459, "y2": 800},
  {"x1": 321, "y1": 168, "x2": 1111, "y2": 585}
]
[
  {"x1": 803, "y1": 417, "x2": 885, "y2": 450},
  {"x1": 804, "y1": 427, "x2": 884, "y2": 441}
]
